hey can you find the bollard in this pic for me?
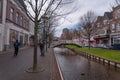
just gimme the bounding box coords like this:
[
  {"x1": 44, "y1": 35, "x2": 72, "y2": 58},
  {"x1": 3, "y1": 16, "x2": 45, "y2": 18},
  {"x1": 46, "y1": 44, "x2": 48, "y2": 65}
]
[
  {"x1": 103, "y1": 59, "x2": 105, "y2": 65},
  {"x1": 98, "y1": 57, "x2": 101, "y2": 63},
  {"x1": 108, "y1": 61, "x2": 110, "y2": 67},
  {"x1": 114, "y1": 63, "x2": 117, "y2": 70}
]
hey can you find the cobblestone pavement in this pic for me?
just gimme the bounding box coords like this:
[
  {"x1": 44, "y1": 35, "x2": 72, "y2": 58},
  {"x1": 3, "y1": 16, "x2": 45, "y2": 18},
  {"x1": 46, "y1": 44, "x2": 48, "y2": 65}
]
[{"x1": 0, "y1": 47, "x2": 61, "y2": 80}]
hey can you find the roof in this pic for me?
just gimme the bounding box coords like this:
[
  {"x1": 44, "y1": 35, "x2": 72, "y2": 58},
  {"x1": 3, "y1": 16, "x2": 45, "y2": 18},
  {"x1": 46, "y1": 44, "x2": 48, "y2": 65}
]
[{"x1": 104, "y1": 12, "x2": 113, "y2": 20}]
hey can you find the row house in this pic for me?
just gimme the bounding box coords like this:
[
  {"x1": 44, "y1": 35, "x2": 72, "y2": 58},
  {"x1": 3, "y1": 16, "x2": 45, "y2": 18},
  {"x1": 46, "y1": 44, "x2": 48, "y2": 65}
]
[
  {"x1": 0, "y1": 0, "x2": 34, "y2": 51},
  {"x1": 110, "y1": 5, "x2": 120, "y2": 45},
  {"x1": 93, "y1": 12, "x2": 113, "y2": 48},
  {"x1": 93, "y1": 5, "x2": 120, "y2": 48}
]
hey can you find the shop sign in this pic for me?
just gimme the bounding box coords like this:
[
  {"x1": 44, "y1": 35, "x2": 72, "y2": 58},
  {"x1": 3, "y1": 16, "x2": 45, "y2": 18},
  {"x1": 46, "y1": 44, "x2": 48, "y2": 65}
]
[{"x1": 97, "y1": 29, "x2": 106, "y2": 35}]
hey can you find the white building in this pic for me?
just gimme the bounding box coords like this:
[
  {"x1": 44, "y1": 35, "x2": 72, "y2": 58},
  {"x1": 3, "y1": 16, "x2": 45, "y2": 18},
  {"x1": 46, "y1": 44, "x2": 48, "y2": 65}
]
[{"x1": 0, "y1": 0, "x2": 34, "y2": 51}]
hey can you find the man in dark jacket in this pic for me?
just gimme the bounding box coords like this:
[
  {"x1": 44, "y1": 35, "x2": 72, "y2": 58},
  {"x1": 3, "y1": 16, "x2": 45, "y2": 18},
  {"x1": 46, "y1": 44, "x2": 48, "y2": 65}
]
[
  {"x1": 14, "y1": 40, "x2": 20, "y2": 56},
  {"x1": 39, "y1": 41, "x2": 45, "y2": 56}
]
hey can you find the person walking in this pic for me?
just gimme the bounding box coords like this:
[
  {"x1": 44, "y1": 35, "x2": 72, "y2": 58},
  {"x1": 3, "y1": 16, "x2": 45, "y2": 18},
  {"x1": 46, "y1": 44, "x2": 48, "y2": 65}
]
[
  {"x1": 14, "y1": 40, "x2": 20, "y2": 56},
  {"x1": 39, "y1": 41, "x2": 45, "y2": 56}
]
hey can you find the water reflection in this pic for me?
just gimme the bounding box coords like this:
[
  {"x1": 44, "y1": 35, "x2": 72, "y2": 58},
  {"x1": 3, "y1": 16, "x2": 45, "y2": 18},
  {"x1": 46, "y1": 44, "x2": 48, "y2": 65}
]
[{"x1": 54, "y1": 47, "x2": 120, "y2": 80}]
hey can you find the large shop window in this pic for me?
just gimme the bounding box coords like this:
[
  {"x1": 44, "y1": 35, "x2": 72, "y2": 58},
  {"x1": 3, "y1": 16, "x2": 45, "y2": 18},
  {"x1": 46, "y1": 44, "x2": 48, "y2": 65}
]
[
  {"x1": 9, "y1": 29, "x2": 18, "y2": 48},
  {"x1": 113, "y1": 38, "x2": 120, "y2": 44},
  {"x1": 116, "y1": 22, "x2": 120, "y2": 31}
]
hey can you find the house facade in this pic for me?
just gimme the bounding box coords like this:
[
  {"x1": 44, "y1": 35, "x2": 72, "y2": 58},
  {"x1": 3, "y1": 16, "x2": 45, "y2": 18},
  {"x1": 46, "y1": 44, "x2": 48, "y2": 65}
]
[
  {"x1": 110, "y1": 5, "x2": 120, "y2": 45},
  {"x1": 93, "y1": 12, "x2": 112, "y2": 48},
  {"x1": 93, "y1": 5, "x2": 120, "y2": 48},
  {"x1": 0, "y1": 0, "x2": 33, "y2": 51}
]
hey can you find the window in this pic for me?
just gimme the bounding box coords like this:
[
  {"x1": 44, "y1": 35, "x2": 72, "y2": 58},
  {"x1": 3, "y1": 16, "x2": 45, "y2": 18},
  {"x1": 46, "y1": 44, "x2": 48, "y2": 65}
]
[
  {"x1": 10, "y1": 8, "x2": 14, "y2": 21},
  {"x1": 24, "y1": 19, "x2": 26, "y2": 28},
  {"x1": 111, "y1": 23, "x2": 115, "y2": 32},
  {"x1": 113, "y1": 38, "x2": 120, "y2": 44},
  {"x1": 114, "y1": 12, "x2": 117, "y2": 19},
  {"x1": 116, "y1": 22, "x2": 120, "y2": 31},
  {"x1": 103, "y1": 20, "x2": 107, "y2": 25},
  {"x1": 117, "y1": 9, "x2": 120, "y2": 18},
  {"x1": 26, "y1": 20, "x2": 29, "y2": 29},
  {"x1": 97, "y1": 23, "x2": 100, "y2": 27},
  {"x1": 20, "y1": 16, "x2": 23, "y2": 26},
  {"x1": 0, "y1": 0, "x2": 2, "y2": 17},
  {"x1": 16, "y1": 12, "x2": 19, "y2": 24}
]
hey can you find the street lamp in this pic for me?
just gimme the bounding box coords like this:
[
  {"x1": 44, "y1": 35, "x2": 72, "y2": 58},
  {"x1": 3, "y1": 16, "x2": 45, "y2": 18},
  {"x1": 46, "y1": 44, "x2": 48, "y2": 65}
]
[{"x1": 41, "y1": 15, "x2": 49, "y2": 52}]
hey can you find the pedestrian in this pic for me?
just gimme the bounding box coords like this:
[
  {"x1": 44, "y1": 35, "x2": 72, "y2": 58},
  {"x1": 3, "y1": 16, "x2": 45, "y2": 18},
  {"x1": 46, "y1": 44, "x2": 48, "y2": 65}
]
[
  {"x1": 14, "y1": 40, "x2": 20, "y2": 56},
  {"x1": 39, "y1": 41, "x2": 45, "y2": 56}
]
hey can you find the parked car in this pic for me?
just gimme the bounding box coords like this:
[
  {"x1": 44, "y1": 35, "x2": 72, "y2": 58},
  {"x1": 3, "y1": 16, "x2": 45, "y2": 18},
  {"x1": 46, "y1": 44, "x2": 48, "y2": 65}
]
[{"x1": 111, "y1": 44, "x2": 120, "y2": 50}]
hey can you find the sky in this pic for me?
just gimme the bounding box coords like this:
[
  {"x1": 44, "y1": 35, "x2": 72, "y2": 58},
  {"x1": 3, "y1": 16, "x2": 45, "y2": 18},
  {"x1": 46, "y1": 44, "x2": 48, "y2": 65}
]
[{"x1": 55, "y1": 0, "x2": 115, "y2": 37}]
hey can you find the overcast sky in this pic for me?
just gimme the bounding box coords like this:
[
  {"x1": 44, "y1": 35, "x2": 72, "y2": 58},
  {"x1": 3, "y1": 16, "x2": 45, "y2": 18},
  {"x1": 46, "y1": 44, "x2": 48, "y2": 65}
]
[{"x1": 55, "y1": 0, "x2": 115, "y2": 37}]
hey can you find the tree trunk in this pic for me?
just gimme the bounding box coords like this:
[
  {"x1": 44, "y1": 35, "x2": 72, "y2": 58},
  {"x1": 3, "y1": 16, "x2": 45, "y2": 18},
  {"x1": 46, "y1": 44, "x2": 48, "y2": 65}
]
[
  {"x1": 33, "y1": 19, "x2": 38, "y2": 70},
  {"x1": 88, "y1": 36, "x2": 90, "y2": 50}
]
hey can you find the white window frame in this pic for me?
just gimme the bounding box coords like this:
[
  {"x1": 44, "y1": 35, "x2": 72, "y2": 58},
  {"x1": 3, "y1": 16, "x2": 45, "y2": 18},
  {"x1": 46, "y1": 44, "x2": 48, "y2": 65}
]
[
  {"x1": 20, "y1": 16, "x2": 23, "y2": 26},
  {"x1": 16, "y1": 12, "x2": 19, "y2": 24},
  {"x1": 111, "y1": 23, "x2": 115, "y2": 32},
  {"x1": 10, "y1": 8, "x2": 14, "y2": 21}
]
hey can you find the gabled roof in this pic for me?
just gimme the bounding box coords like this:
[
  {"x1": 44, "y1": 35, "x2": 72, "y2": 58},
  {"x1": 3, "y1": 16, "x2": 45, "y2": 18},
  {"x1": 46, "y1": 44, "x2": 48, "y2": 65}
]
[
  {"x1": 104, "y1": 12, "x2": 113, "y2": 20},
  {"x1": 95, "y1": 16, "x2": 103, "y2": 23}
]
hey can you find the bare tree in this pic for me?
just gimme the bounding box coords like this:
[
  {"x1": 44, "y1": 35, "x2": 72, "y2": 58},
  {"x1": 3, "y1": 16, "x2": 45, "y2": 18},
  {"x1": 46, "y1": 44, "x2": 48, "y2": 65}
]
[
  {"x1": 79, "y1": 11, "x2": 97, "y2": 50},
  {"x1": 19, "y1": 0, "x2": 76, "y2": 72},
  {"x1": 109, "y1": 0, "x2": 120, "y2": 10},
  {"x1": 115, "y1": 0, "x2": 120, "y2": 5}
]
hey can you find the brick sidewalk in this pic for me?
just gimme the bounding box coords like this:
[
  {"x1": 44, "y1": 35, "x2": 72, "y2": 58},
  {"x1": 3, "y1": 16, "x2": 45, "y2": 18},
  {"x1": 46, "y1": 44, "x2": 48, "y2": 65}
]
[{"x1": 0, "y1": 47, "x2": 61, "y2": 80}]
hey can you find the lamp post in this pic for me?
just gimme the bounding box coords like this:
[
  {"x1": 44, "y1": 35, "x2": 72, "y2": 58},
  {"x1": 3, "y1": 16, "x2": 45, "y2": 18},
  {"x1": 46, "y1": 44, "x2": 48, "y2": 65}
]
[{"x1": 41, "y1": 15, "x2": 49, "y2": 52}]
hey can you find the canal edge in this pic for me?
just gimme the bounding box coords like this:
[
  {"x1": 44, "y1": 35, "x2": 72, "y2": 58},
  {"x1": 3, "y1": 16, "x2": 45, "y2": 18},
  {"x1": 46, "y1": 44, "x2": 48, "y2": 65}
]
[{"x1": 52, "y1": 48, "x2": 64, "y2": 80}]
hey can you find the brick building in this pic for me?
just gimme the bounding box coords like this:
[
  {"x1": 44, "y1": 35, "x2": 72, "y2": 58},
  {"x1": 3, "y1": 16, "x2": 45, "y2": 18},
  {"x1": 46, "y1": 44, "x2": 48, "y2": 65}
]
[
  {"x1": 93, "y1": 12, "x2": 113, "y2": 48},
  {"x1": 110, "y1": 5, "x2": 120, "y2": 45},
  {"x1": 0, "y1": 0, "x2": 33, "y2": 51},
  {"x1": 93, "y1": 4, "x2": 120, "y2": 48}
]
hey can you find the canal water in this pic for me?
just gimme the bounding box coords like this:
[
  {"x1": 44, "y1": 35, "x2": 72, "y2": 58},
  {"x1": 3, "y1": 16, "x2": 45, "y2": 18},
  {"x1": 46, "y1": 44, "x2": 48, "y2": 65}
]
[{"x1": 54, "y1": 47, "x2": 120, "y2": 80}]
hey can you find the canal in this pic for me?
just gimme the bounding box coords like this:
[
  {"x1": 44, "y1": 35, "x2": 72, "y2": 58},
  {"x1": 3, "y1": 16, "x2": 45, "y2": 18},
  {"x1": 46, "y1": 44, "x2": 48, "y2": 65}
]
[{"x1": 54, "y1": 47, "x2": 120, "y2": 80}]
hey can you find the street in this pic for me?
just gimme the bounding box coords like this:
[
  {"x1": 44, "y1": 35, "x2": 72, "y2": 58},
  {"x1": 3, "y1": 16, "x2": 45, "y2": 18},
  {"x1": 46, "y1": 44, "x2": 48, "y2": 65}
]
[{"x1": 0, "y1": 47, "x2": 61, "y2": 80}]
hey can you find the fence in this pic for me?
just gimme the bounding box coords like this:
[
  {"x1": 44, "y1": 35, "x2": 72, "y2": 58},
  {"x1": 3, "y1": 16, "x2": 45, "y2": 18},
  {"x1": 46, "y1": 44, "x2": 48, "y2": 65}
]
[{"x1": 70, "y1": 49, "x2": 120, "y2": 70}]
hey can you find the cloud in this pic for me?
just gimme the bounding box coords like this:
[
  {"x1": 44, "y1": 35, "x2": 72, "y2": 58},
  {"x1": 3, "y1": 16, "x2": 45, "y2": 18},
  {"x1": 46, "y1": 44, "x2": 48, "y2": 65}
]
[{"x1": 55, "y1": 0, "x2": 115, "y2": 37}]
